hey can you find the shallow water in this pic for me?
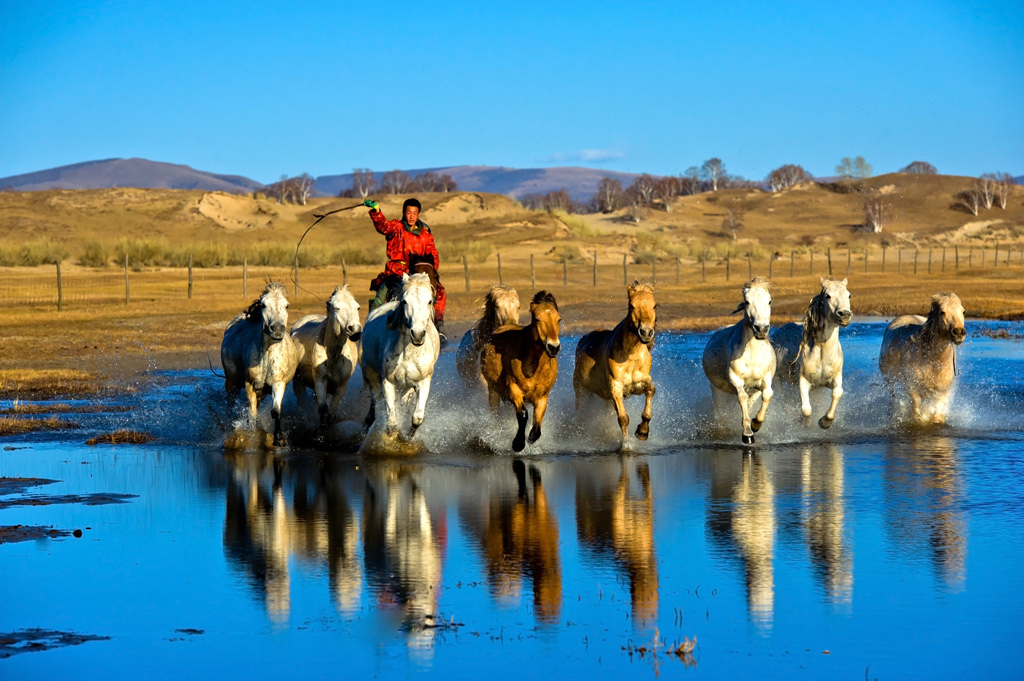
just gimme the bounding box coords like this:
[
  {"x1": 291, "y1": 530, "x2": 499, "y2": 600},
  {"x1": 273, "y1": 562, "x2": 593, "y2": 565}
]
[{"x1": 2, "y1": 321, "x2": 1023, "y2": 679}]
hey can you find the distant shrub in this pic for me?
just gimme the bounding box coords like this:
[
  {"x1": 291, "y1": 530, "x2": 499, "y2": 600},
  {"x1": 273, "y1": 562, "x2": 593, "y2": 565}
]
[
  {"x1": 551, "y1": 209, "x2": 594, "y2": 237},
  {"x1": 444, "y1": 239, "x2": 492, "y2": 264},
  {"x1": 79, "y1": 241, "x2": 113, "y2": 267},
  {"x1": 633, "y1": 250, "x2": 658, "y2": 265},
  {"x1": 0, "y1": 240, "x2": 70, "y2": 266},
  {"x1": 550, "y1": 245, "x2": 585, "y2": 264}
]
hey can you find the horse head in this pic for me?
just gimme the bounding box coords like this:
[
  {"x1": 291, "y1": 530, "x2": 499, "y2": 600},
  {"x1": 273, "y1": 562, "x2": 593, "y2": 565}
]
[
  {"x1": 258, "y1": 282, "x2": 289, "y2": 342},
  {"x1": 529, "y1": 291, "x2": 561, "y2": 358},
  {"x1": 818, "y1": 277, "x2": 853, "y2": 327},
  {"x1": 409, "y1": 257, "x2": 440, "y2": 301},
  {"x1": 928, "y1": 292, "x2": 966, "y2": 345},
  {"x1": 388, "y1": 272, "x2": 435, "y2": 347},
  {"x1": 627, "y1": 280, "x2": 657, "y2": 345},
  {"x1": 733, "y1": 277, "x2": 772, "y2": 340},
  {"x1": 327, "y1": 285, "x2": 362, "y2": 342},
  {"x1": 488, "y1": 285, "x2": 521, "y2": 328}
]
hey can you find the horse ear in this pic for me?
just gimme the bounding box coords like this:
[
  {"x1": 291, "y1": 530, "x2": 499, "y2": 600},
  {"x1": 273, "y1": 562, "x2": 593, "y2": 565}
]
[
  {"x1": 840, "y1": 278, "x2": 848, "y2": 287},
  {"x1": 819, "y1": 276, "x2": 828, "y2": 286},
  {"x1": 402, "y1": 272, "x2": 410, "y2": 285},
  {"x1": 731, "y1": 302, "x2": 747, "y2": 315}
]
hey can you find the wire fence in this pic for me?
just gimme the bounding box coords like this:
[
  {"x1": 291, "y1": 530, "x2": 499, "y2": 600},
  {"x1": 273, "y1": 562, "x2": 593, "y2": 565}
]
[{"x1": 1, "y1": 244, "x2": 1021, "y2": 310}]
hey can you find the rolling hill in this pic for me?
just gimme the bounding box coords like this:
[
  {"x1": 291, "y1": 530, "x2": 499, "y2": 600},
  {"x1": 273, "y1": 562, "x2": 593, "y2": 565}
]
[{"x1": 0, "y1": 158, "x2": 264, "y2": 194}]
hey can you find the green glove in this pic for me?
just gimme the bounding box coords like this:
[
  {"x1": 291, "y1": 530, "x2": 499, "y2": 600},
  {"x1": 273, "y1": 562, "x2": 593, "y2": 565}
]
[{"x1": 363, "y1": 198, "x2": 378, "y2": 210}]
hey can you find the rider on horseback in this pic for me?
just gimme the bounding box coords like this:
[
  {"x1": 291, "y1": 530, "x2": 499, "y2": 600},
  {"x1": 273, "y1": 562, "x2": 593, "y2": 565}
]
[{"x1": 363, "y1": 197, "x2": 448, "y2": 345}]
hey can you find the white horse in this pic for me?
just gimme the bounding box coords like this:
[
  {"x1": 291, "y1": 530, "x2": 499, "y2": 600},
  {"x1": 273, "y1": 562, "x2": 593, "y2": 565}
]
[
  {"x1": 456, "y1": 284, "x2": 520, "y2": 390},
  {"x1": 360, "y1": 273, "x2": 440, "y2": 437},
  {"x1": 291, "y1": 285, "x2": 363, "y2": 431},
  {"x1": 879, "y1": 292, "x2": 966, "y2": 425},
  {"x1": 772, "y1": 277, "x2": 852, "y2": 429},
  {"x1": 702, "y1": 277, "x2": 777, "y2": 445},
  {"x1": 221, "y1": 281, "x2": 300, "y2": 446}
]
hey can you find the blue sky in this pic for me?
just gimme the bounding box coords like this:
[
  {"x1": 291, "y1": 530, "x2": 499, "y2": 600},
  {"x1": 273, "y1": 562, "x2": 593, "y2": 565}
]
[{"x1": 1, "y1": 1, "x2": 1021, "y2": 183}]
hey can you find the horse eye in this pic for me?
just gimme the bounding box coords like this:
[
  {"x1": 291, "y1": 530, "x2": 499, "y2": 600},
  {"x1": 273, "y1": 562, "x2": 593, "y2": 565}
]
[{"x1": 825, "y1": 294, "x2": 831, "y2": 299}]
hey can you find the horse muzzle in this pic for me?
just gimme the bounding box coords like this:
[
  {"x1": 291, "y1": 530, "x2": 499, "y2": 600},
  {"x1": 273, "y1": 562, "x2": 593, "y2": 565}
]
[
  {"x1": 266, "y1": 324, "x2": 286, "y2": 342},
  {"x1": 752, "y1": 324, "x2": 770, "y2": 340},
  {"x1": 347, "y1": 324, "x2": 362, "y2": 338},
  {"x1": 952, "y1": 327, "x2": 966, "y2": 345},
  {"x1": 411, "y1": 330, "x2": 427, "y2": 347},
  {"x1": 837, "y1": 311, "x2": 853, "y2": 327},
  {"x1": 544, "y1": 342, "x2": 561, "y2": 358},
  {"x1": 639, "y1": 329, "x2": 656, "y2": 345}
]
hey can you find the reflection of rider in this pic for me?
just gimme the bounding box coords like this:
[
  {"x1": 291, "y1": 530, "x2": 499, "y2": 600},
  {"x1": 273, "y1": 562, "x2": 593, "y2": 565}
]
[{"x1": 364, "y1": 197, "x2": 447, "y2": 343}]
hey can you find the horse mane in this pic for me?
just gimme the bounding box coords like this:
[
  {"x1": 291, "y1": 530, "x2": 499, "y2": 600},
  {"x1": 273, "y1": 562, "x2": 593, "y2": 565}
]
[
  {"x1": 243, "y1": 281, "x2": 287, "y2": 321},
  {"x1": 473, "y1": 285, "x2": 519, "y2": 336},
  {"x1": 796, "y1": 287, "x2": 828, "y2": 361},
  {"x1": 732, "y1": 277, "x2": 772, "y2": 314},
  {"x1": 628, "y1": 280, "x2": 655, "y2": 297},
  {"x1": 531, "y1": 290, "x2": 558, "y2": 311}
]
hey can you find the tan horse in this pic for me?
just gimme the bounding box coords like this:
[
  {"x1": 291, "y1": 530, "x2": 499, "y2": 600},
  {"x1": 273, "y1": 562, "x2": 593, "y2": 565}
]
[
  {"x1": 480, "y1": 291, "x2": 561, "y2": 452},
  {"x1": 573, "y1": 281, "x2": 657, "y2": 450},
  {"x1": 879, "y1": 292, "x2": 966, "y2": 425},
  {"x1": 702, "y1": 277, "x2": 776, "y2": 445},
  {"x1": 221, "y1": 281, "x2": 299, "y2": 446},
  {"x1": 290, "y1": 285, "x2": 362, "y2": 431},
  {"x1": 456, "y1": 285, "x2": 521, "y2": 388},
  {"x1": 772, "y1": 277, "x2": 852, "y2": 429}
]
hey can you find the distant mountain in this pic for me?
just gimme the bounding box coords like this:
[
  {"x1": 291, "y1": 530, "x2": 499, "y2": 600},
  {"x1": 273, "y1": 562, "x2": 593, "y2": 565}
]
[
  {"x1": 313, "y1": 166, "x2": 640, "y2": 201},
  {"x1": 1015, "y1": 175, "x2": 1024, "y2": 185},
  {"x1": 0, "y1": 158, "x2": 264, "y2": 193}
]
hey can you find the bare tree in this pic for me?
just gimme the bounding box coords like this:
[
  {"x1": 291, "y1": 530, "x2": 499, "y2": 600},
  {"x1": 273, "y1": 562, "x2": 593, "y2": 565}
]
[
  {"x1": 543, "y1": 188, "x2": 574, "y2": 213},
  {"x1": 594, "y1": 177, "x2": 623, "y2": 213},
  {"x1": 977, "y1": 175, "x2": 998, "y2": 210},
  {"x1": 622, "y1": 185, "x2": 646, "y2": 223},
  {"x1": 722, "y1": 207, "x2": 744, "y2": 240},
  {"x1": 653, "y1": 176, "x2": 681, "y2": 212},
  {"x1": 295, "y1": 173, "x2": 314, "y2": 206},
  {"x1": 381, "y1": 169, "x2": 411, "y2": 194},
  {"x1": 955, "y1": 188, "x2": 981, "y2": 217},
  {"x1": 413, "y1": 171, "x2": 440, "y2": 192},
  {"x1": 836, "y1": 156, "x2": 872, "y2": 180},
  {"x1": 863, "y1": 193, "x2": 888, "y2": 232},
  {"x1": 438, "y1": 173, "x2": 457, "y2": 192},
  {"x1": 630, "y1": 174, "x2": 657, "y2": 206},
  {"x1": 681, "y1": 166, "x2": 702, "y2": 195},
  {"x1": 701, "y1": 158, "x2": 726, "y2": 191},
  {"x1": 768, "y1": 164, "x2": 810, "y2": 192},
  {"x1": 351, "y1": 168, "x2": 377, "y2": 198},
  {"x1": 899, "y1": 161, "x2": 937, "y2": 174},
  {"x1": 993, "y1": 172, "x2": 1014, "y2": 209}
]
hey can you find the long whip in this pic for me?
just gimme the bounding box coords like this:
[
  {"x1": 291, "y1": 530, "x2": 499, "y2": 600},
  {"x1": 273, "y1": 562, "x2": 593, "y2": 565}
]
[{"x1": 290, "y1": 202, "x2": 366, "y2": 300}]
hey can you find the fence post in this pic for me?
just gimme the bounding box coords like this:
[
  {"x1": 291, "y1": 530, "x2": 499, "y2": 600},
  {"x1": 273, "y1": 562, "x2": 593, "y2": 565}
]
[
  {"x1": 593, "y1": 250, "x2": 597, "y2": 287},
  {"x1": 846, "y1": 248, "x2": 851, "y2": 276},
  {"x1": 563, "y1": 259, "x2": 568, "y2": 287},
  {"x1": 827, "y1": 247, "x2": 832, "y2": 276},
  {"x1": 622, "y1": 253, "x2": 628, "y2": 286},
  {"x1": 701, "y1": 251, "x2": 706, "y2": 283},
  {"x1": 942, "y1": 248, "x2": 946, "y2": 272},
  {"x1": 898, "y1": 248, "x2": 902, "y2": 275},
  {"x1": 293, "y1": 255, "x2": 299, "y2": 297},
  {"x1": 726, "y1": 253, "x2": 731, "y2": 281},
  {"x1": 497, "y1": 252, "x2": 503, "y2": 286},
  {"x1": 651, "y1": 259, "x2": 656, "y2": 284},
  {"x1": 968, "y1": 246, "x2": 973, "y2": 268},
  {"x1": 747, "y1": 253, "x2": 752, "y2": 279},
  {"x1": 955, "y1": 245, "x2": 959, "y2": 269},
  {"x1": 675, "y1": 256, "x2": 680, "y2": 285},
  {"x1": 928, "y1": 248, "x2": 932, "y2": 274},
  {"x1": 530, "y1": 253, "x2": 535, "y2": 290},
  {"x1": 914, "y1": 249, "x2": 919, "y2": 275},
  {"x1": 188, "y1": 253, "x2": 194, "y2": 299},
  {"x1": 243, "y1": 257, "x2": 248, "y2": 298},
  {"x1": 124, "y1": 253, "x2": 130, "y2": 305},
  {"x1": 810, "y1": 250, "x2": 814, "y2": 274},
  {"x1": 994, "y1": 243, "x2": 998, "y2": 266},
  {"x1": 790, "y1": 250, "x2": 795, "y2": 277},
  {"x1": 864, "y1": 248, "x2": 869, "y2": 274},
  {"x1": 769, "y1": 255, "x2": 774, "y2": 279},
  {"x1": 341, "y1": 256, "x2": 347, "y2": 286},
  {"x1": 881, "y1": 246, "x2": 887, "y2": 273},
  {"x1": 56, "y1": 262, "x2": 63, "y2": 312},
  {"x1": 463, "y1": 255, "x2": 470, "y2": 292}
]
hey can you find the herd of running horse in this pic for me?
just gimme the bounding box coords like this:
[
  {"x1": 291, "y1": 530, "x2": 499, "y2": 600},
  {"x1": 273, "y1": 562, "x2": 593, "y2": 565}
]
[{"x1": 219, "y1": 270, "x2": 968, "y2": 451}]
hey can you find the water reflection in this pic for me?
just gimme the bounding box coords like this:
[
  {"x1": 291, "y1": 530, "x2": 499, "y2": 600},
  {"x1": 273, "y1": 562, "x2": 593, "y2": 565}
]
[
  {"x1": 883, "y1": 436, "x2": 967, "y2": 590},
  {"x1": 459, "y1": 460, "x2": 562, "y2": 623},
  {"x1": 575, "y1": 458, "x2": 659, "y2": 629},
  {"x1": 707, "y1": 451, "x2": 775, "y2": 630},
  {"x1": 800, "y1": 445, "x2": 853, "y2": 605}
]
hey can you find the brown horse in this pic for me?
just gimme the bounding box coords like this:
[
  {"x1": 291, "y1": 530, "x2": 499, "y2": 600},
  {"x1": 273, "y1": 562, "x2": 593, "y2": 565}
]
[
  {"x1": 480, "y1": 291, "x2": 562, "y2": 452},
  {"x1": 879, "y1": 292, "x2": 966, "y2": 425},
  {"x1": 456, "y1": 285, "x2": 521, "y2": 388},
  {"x1": 573, "y1": 281, "x2": 657, "y2": 450}
]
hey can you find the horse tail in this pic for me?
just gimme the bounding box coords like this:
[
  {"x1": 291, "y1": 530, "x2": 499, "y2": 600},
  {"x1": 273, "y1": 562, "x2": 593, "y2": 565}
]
[{"x1": 205, "y1": 351, "x2": 225, "y2": 379}]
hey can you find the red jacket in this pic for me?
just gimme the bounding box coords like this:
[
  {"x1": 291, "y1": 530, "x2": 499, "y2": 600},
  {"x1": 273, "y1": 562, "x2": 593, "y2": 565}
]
[{"x1": 369, "y1": 209, "x2": 440, "y2": 288}]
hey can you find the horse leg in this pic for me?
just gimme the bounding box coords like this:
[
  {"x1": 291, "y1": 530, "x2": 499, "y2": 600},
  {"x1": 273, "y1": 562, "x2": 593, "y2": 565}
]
[
  {"x1": 328, "y1": 378, "x2": 348, "y2": 428},
  {"x1": 243, "y1": 382, "x2": 260, "y2": 426},
  {"x1": 820, "y1": 373, "x2": 843, "y2": 429},
  {"x1": 270, "y1": 381, "x2": 288, "y2": 447},
  {"x1": 908, "y1": 388, "x2": 924, "y2": 425},
  {"x1": 510, "y1": 389, "x2": 528, "y2": 452},
  {"x1": 410, "y1": 376, "x2": 432, "y2": 435},
  {"x1": 382, "y1": 380, "x2": 400, "y2": 436},
  {"x1": 731, "y1": 374, "x2": 755, "y2": 444},
  {"x1": 752, "y1": 374, "x2": 774, "y2": 433},
  {"x1": 315, "y1": 375, "x2": 331, "y2": 431},
  {"x1": 798, "y1": 373, "x2": 813, "y2": 427},
  {"x1": 487, "y1": 386, "x2": 501, "y2": 412},
  {"x1": 932, "y1": 390, "x2": 950, "y2": 425},
  {"x1": 610, "y1": 384, "x2": 630, "y2": 450},
  {"x1": 528, "y1": 395, "x2": 548, "y2": 445},
  {"x1": 636, "y1": 379, "x2": 655, "y2": 441},
  {"x1": 573, "y1": 370, "x2": 585, "y2": 412}
]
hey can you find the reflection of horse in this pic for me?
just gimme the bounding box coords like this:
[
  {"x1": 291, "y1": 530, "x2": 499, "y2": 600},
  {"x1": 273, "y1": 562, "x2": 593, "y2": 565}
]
[
  {"x1": 480, "y1": 291, "x2": 561, "y2": 452},
  {"x1": 883, "y1": 436, "x2": 966, "y2": 589},
  {"x1": 456, "y1": 285, "x2": 520, "y2": 389},
  {"x1": 800, "y1": 444, "x2": 853, "y2": 604},
  {"x1": 575, "y1": 459, "x2": 659, "y2": 628},
  {"x1": 879, "y1": 292, "x2": 966, "y2": 425},
  {"x1": 221, "y1": 282, "x2": 300, "y2": 446},
  {"x1": 702, "y1": 278, "x2": 776, "y2": 444},
  {"x1": 361, "y1": 273, "x2": 440, "y2": 437},
  {"x1": 291, "y1": 285, "x2": 362, "y2": 431},
  {"x1": 772, "y1": 277, "x2": 852, "y2": 429},
  {"x1": 461, "y1": 460, "x2": 562, "y2": 623},
  {"x1": 706, "y1": 451, "x2": 776, "y2": 630},
  {"x1": 574, "y1": 281, "x2": 657, "y2": 450}
]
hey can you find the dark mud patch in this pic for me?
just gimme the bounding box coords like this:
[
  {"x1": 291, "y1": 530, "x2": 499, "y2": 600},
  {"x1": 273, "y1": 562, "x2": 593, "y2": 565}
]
[
  {"x1": 0, "y1": 525, "x2": 72, "y2": 544},
  {"x1": 86, "y1": 430, "x2": 156, "y2": 445},
  {"x1": 0, "y1": 629, "x2": 110, "y2": 659},
  {"x1": 0, "y1": 477, "x2": 59, "y2": 495},
  {"x1": 0, "y1": 492, "x2": 137, "y2": 510}
]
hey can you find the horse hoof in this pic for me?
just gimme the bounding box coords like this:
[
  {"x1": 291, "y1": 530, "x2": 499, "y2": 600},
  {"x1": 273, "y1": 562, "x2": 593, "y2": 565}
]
[
  {"x1": 512, "y1": 435, "x2": 526, "y2": 452},
  {"x1": 528, "y1": 427, "x2": 541, "y2": 444},
  {"x1": 818, "y1": 416, "x2": 834, "y2": 429},
  {"x1": 635, "y1": 424, "x2": 650, "y2": 440},
  {"x1": 274, "y1": 435, "x2": 288, "y2": 447},
  {"x1": 751, "y1": 418, "x2": 764, "y2": 433},
  {"x1": 742, "y1": 434, "x2": 755, "y2": 445}
]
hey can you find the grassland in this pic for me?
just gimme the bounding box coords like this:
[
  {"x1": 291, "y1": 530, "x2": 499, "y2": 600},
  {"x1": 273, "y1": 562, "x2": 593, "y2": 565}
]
[{"x1": 0, "y1": 175, "x2": 1022, "y2": 399}]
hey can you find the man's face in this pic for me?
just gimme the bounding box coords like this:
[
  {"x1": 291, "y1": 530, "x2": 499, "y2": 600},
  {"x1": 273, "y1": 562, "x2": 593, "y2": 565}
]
[{"x1": 404, "y1": 206, "x2": 420, "y2": 224}]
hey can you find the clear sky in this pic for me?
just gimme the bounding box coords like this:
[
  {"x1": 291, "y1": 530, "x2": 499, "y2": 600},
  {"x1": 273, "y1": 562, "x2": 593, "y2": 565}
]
[{"x1": 1, "y1": 1, "x2": 1021, "y2": 183}]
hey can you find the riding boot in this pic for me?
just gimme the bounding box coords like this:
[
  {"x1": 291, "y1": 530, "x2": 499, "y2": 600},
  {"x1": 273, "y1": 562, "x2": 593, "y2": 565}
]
[{"x1": 435, "y1": 319, "x2": 448, "y2": 349}]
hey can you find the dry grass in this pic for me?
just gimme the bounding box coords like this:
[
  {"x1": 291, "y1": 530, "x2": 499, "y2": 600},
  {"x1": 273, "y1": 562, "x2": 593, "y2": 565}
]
[
  {"x1": 85, "y1": 430, "x2": 156, "y2": 445},
  {"x1": 0, "y1": 416, "x2": 73, "y2": 436}
]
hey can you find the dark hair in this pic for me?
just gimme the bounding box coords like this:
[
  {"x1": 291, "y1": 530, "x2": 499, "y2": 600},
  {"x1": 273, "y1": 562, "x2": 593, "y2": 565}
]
[
  {"x1": 531, "y1": 290, "x2": 558, "y2": 311},
  {"x1": 403, "y1": 198, "x2": 422, "y2": 212}
]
